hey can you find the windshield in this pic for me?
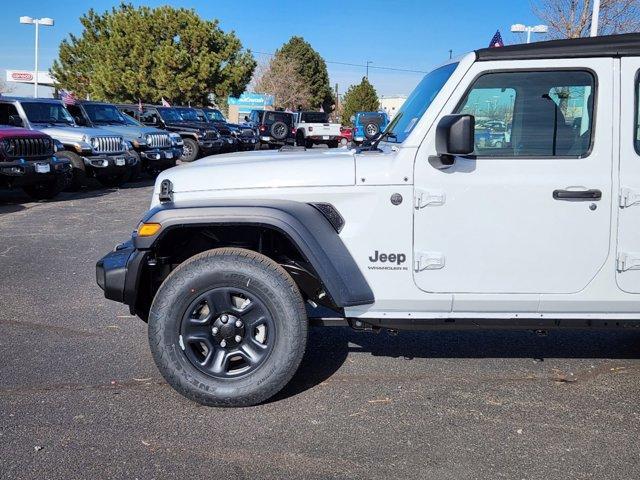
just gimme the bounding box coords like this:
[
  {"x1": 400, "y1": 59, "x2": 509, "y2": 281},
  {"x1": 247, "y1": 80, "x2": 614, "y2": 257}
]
[
  {"x1": 83, "y1": 104, "x2": 127, "y2": 125},
  {"x1": 300, "y1": 112, "x2": 329, "y2": 123},
  {"x1": 157, "y1": 107, "x2": 183, "y2": 123},
  {"x1": 204, "y1": 109, "x2": 226, "y2": 122},
  {"x1": 384, "y1": 62, "x2": 458, "y2": 143},
  {"x1": 177, "y1": 108, "x2": 201, "y2": 122},
  {"x1": 22, "y1": 102, "x2": 74, "y2": 125},
  {"x1": 121, "y1": 113, "x2": 142, "y2": 126}
]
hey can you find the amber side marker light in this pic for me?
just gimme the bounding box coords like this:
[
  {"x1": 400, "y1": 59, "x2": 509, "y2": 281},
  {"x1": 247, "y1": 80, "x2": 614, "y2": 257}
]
[{"x1": 138, "y1": 223, "x2": 161, "y2": 237}]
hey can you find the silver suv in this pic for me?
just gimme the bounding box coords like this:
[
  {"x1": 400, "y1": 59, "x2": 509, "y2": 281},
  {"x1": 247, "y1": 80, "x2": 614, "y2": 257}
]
[{"x1": 0, "y1": 98, "x2": 137, "y2": 189}]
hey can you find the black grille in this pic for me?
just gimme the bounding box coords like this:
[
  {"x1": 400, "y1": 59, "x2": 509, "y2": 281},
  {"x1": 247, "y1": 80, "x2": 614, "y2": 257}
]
[{"x1": 3, "y1": 137, "x2": 54, "y2": 159}]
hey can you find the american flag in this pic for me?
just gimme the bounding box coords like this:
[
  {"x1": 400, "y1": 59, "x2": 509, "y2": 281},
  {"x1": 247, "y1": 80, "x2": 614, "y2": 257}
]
[
  {"x1": 60, "y1": 89, "x2": 77, "y2": 105},
  {"x1": 489, "y1": 30, "x2": 504, "y2": 48},
  {"x1": 161, "y1": 97, "x2": 171, "y2": 107}
]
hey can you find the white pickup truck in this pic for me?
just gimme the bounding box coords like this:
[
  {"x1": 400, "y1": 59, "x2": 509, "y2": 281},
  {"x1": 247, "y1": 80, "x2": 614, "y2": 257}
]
[{"x1": 293, "y1": 111, "x2": 342, "y2": 148}]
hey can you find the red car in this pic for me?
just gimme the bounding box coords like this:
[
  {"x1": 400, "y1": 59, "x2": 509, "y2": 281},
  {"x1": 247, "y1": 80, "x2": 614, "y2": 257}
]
[
  {"x1": 0, "y1": 126, "x2": 71, "y2": 199},
  {"x1": 338, "y1": 126, "x2": 352, "y2": 146}
]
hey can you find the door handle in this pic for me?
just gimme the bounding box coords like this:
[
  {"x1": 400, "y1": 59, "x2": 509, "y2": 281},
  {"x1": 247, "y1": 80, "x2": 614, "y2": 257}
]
[{"x1": 553, "y1": 189, "x2": 602, "y2": 201}]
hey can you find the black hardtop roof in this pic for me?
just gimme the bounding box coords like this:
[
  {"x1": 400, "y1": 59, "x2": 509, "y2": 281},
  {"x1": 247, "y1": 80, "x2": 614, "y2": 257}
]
[
  {"x1": 0, "y1": 96, "x2": 64, "y2": 104},
  {"x1": 476, "y1": 33, "x2": 640, "y2": 61}
]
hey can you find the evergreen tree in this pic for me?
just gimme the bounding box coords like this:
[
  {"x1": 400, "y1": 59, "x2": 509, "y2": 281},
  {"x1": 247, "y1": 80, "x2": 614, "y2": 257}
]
[
  {"x1": 341, "y1": 77, "x2": 379, "y2": 126},
  {"x1": 273, "y1": 37, "x2": 333, "y2": 111},
  {"x1": 51, "y1": 4, "x2": 256, "y2": 105}
]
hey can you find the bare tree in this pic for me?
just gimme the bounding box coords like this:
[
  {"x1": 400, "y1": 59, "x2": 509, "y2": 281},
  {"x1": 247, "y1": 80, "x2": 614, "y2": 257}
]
[
  {"x1": 253, "y1": 56, "x2": 312, "y2": 110},
  {"x1": 533, "y1": 0, "x2": 640, "y2": 38},
  {"x1": 0, "y1": 75, "x2": 15, "y2": 96}
]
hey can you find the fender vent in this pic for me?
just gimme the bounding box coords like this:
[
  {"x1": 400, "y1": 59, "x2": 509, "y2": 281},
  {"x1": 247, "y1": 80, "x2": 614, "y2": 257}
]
[{"x1": 310, "y1": 203, "x2": 345, "y2": 233}]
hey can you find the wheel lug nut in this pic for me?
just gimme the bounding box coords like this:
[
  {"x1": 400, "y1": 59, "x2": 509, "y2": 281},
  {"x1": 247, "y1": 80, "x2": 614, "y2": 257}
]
[
  {"x1": 221, "y1": 315, "x2": 228, "y2": 323},
  {"x1": 220, "y1": 339, "x2": 227, "y2": 348},
  {"x1": 234, "y1": 335, "x2": 242, "y2": 343},
  {"x1": 212, "y1": 327, "x2": 219, "y2": 334},
  {"x1": 235, "y1": 320, "x2": 243, "y2": 328}
]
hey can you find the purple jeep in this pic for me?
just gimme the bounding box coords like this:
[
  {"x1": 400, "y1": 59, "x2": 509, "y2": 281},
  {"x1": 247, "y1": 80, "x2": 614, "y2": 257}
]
[{"x1": 0, "y1": 127, "x2": 71, "y2": 200}]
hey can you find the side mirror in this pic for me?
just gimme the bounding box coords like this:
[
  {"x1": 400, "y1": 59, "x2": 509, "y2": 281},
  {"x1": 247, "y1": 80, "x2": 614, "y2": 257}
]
[
  {"x1": 244, "y1": 115, "x2": 249, "y2": 122},
  {"x1": 433, "y1": 114, "x2": 474, "y2": 167},
  {"x1": 8, "y1": 115, "x2": 23, "y2": 127},
  {"x1": 74, "y1": 115, "x2": 86, "y2": 126}
]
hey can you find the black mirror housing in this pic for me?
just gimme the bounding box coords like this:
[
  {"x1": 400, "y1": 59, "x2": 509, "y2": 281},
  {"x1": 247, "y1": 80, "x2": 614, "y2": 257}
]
[
  {"x1": 8, "y1": 115, "x2": 23, "y2": 127},
  {"x1": 436, "y1": 114, "x2": 475, "y2": 157}
]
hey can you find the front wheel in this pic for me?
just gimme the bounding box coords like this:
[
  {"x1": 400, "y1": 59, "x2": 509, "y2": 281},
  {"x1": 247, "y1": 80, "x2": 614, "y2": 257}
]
[
  {"x1": 23, "y1": 175, "x2": 67, "y2": 200},
  {"x1": 181, "y1": 138, "x2": 199, "y2": 162},
  {"x1": 148, "y1": 248, "x2": 308, "y2": 407}
]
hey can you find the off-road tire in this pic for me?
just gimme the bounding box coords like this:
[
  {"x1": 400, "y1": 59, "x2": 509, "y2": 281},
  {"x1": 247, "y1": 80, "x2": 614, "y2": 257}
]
[
  {"x1": 56, "y1": 150, "x2": 86, "y2": 191},
  {"x1": 364, "y1": 122, "x2": 380, "y2": 139},
  {"x1": 148, "y1": 248, "x2": 308, "y2": 407},
  {"x1": 295, "y1": 130, "x2": 306, "y2": 147},
  {"x1": 181, "y1": 138, "x2": 199, "y2": 162},
  {"x1": 128, "y1": 150, "x2": 142, "y2": 181},
  {"x1": 339, "y1": 137, "x2": 349, "y2": 147},
  {"x1": 270, "y1": 121, "x2": 288, "y2": 141},
  {"x1": 327, "y1": 140, "x2": 339, "y2": 148},
  {"x1": 22, "y1": 174, "x2": 67, "y2": 200}
]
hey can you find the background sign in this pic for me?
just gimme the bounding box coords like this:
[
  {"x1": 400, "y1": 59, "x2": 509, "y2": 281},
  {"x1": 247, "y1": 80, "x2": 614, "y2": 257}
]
[{"x1": 6, "y1": 70, "x2": 55, "y2": 85}]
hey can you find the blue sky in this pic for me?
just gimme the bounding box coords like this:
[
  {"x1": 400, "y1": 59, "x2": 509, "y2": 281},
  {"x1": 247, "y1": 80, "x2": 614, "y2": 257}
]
[{"x1": 0, "y1": 0, "x2": 542, "y2": 98}]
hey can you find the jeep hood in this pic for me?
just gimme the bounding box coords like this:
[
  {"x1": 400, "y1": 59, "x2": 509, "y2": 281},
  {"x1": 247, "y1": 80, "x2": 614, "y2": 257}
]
[
  {"x1": 89, "y1": 124, "x2": 167, "y2": 142},
  {"x1": 31, "y1": 124, "x2": 120, "y2": 143},
  {"x1": 156, "y1": 149, "x2": 356, "y2": 195}
]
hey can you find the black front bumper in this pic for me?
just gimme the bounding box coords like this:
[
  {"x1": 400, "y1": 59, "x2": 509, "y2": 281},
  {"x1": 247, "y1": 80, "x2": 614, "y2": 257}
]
[
  {"x1": 96, "y1": 240, "x2": 146, "y2": 307},
  {"x1": 0, "y1": 157, "x2": 72, "y2": 187},
  {"x1": 138, "y1": 147, "x2": 181, "y2": 168},
  {"x1": 84, "y1": 153, "x2": 137, "y2": 176}
]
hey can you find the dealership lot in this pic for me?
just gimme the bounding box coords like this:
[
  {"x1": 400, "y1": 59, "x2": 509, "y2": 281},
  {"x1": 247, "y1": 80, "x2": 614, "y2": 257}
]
[{"x1": 1, "y1": 184, "x2": 640, "y2": 479}]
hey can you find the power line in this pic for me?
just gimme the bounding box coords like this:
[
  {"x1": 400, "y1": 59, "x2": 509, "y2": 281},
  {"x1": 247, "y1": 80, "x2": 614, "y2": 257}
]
[{"x1": 252, "y1": 50, "x2": 428, "y2": 74}]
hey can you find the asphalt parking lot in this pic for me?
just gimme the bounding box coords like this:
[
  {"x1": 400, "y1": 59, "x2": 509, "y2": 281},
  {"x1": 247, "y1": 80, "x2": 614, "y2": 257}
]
[{"x1": 1, "y1": 181, "x2": 640, "y2": 480}]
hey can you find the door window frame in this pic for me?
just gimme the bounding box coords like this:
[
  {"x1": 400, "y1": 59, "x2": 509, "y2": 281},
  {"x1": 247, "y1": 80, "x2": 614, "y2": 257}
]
[{"x1": 452, "y1": 67, "x2": 598, "y2": 160}]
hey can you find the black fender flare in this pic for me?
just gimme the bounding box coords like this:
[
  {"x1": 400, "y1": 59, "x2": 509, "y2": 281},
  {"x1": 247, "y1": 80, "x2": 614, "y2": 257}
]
[{"x1": 136, "y1": 200, "x2": 374, "y2": 308}]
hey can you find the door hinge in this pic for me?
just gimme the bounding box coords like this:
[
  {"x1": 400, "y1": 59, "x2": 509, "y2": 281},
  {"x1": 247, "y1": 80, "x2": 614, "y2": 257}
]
[
  {"x1": 414, "y1": 189, "x2": 446, "y2": 209},
  {"x1": 617, "y1": 252, "x2": 640, "y2": 272},
  {"x1": 619, "y1": 188, "x2": 640, "y2": 208},
  {"x1": 414, "y1": 252, "x2": 445, "y2": 272}
]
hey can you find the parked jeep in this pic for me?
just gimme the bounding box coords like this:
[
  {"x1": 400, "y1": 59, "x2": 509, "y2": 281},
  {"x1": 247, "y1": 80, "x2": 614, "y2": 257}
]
[
  {"x1": 117, "y1": 104, "x2": 222, "y2": 162},
  {"x1": 351, "y1": 111, "x2": 389, "y2": 145},
  {"x1": 245, "y1": 109, "x2": 295, "y2": 148},
  {"x1": 293, "y1": 111, "x2": 342, "y2": 148},
  {"x1": 0, "y1": 98, "x2": 137, "y2": 189},
  {"x1": 0, "y1": 126, "x2": 71, "y2": 200},
  {"x1": 172, "y1": 107, "x2": 237, "y2": 154},
  {"x1": 197, "y1": 107, "x2": 258, "y2": 152},
  {"x1": 98, "y1": 33, "x2": 640, "y2": 407},
  {"x1": 67, "y1": 101, "x2": 182, "y2": 176}
]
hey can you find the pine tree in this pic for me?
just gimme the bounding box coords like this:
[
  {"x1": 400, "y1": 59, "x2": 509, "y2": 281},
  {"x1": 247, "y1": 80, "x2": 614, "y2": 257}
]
[
  {"x1": 273, "y1": 37, "x2": 333, "y2": 111},
  {"x1": 51, "y1": 4, "x2": 256, "y2": 105},
  {"x1": 341, "y1": 77, "x2": 379, "y2": 126}
]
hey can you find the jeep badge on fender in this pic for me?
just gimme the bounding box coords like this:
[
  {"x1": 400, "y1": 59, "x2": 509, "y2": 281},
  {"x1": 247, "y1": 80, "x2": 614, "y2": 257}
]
[{"x1": 369, "y1": 251, "x2": 406, "y2": 265}]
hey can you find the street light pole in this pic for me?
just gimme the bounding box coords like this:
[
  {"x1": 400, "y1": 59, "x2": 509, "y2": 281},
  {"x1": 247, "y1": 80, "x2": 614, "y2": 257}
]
[
  {"x1": 591, "y1": 0, "x2": 601, "y2": 37},
  {"x1": 19, "y1": 16, "x2": 54, "y2": 98},
  {"x1": 511, "y1": 23, "x2": 549, "y2": 44}
]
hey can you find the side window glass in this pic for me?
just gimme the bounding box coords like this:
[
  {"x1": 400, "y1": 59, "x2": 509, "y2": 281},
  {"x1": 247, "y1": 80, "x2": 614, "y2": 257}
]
[
  {"x1": 456, "y1": 70, "x2": 595, "y2": 158},
  {"x1": 635, "y1": 73, "x2": 640, "y2": 154}
]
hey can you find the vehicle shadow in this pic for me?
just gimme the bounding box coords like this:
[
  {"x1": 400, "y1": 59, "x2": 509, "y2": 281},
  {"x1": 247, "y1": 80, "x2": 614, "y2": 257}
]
[
  {"x1": 0, "y1": 177, "x2": 155, "y2": 208},
  {"x1": 273, "y1": 326, "x2": 640, "y2": 402}
]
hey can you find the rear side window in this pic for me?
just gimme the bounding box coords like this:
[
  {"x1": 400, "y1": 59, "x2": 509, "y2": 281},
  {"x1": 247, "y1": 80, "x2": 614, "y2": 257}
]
[
  {"x1": 456, "y1": 70, "x2": 595, "y2": 158},
  {"x1": 264, "y1": 112, "x2": 293, "y2": 125}
]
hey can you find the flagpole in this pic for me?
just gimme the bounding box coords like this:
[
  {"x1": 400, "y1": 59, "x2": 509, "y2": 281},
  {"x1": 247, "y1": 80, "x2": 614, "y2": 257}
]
[{"x1": 590, "y1": 0, "x2": 601, "y2": 37}]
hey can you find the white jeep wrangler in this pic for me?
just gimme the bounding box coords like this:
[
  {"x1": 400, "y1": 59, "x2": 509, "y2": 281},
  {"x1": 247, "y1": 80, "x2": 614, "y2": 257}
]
[
  {"x1": 97, "y1": 33, "x2": 640, "y2": 407},
  {"x1": 293, "y1": 111, "x2": 342, "y2": 148}
]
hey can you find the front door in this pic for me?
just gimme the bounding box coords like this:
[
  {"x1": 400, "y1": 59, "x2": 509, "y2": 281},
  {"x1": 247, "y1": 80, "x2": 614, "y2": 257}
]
[
  {"x1": 413, "y1": 59, "x2": 614, "y2": 295},
  {"x1": 617, "y1": 58, "x2": 640, "y2": 293}
]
